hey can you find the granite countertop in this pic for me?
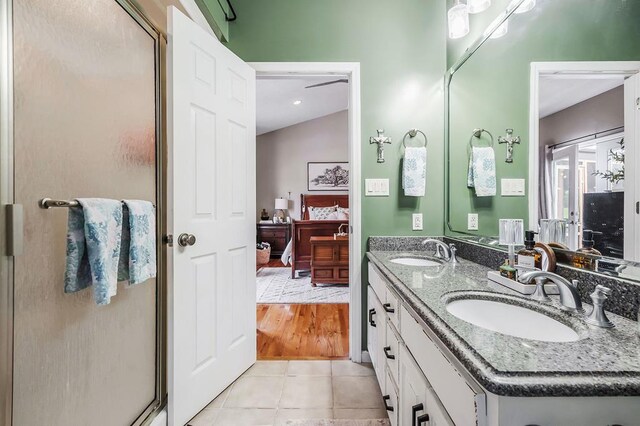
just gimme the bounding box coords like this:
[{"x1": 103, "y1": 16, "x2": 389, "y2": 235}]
[{"x1": 367, "y1": 250, "x2": 640, "y2": 397}]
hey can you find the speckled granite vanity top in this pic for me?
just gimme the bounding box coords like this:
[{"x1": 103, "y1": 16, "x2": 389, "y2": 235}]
[{"x1": 367, "y1": 250, "x2": 640, "y2": 397}]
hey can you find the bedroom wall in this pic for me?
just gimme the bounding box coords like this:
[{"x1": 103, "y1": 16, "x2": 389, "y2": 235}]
[{"x1": 256, "y1": 110, "x2": 349, "y2": 222}]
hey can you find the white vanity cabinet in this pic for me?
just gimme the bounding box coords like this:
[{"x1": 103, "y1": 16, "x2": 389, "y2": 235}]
[{"x1": 368, "y1": 262, "x2": 483, "y2": 426}]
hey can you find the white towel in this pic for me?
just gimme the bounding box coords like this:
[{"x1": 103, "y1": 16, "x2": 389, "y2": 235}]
[
  {"x1": 467, "y1": 146, "x2": 497, "y2": 197},
  {"x1": 402, "y1": 147, "x2": 427, "y2": 197},
  {"x1": 280, "y1": 239, "x2": 292, "y2": 266}
]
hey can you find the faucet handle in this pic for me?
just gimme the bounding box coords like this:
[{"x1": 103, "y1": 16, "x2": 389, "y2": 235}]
[
  {"x1": 585, "y1": 285, "x2": 615, "y2": 328},
  {"x1": 530, "y1": 276, "x2": 551, "y2": 302},
  {"x1": 448, "y1": 244, "x2": 458, "y2": 264},
  {"x1": 570, "y1": 279, "x2": 579, "y2": 289}
]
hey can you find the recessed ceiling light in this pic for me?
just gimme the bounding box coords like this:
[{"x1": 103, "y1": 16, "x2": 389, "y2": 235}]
[{"x1": 293, "y1": 100, "x2": 302, "y2": 105}]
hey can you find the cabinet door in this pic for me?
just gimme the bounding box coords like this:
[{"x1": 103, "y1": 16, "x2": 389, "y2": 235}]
[
  {"x1": 375, "y1": 295, "x2": 387, "y2": 387},
  {"x1": 367, "y1": 286, "x2": 379, "y2": 370},
  {"x1": 385, "y1": 367, "x2": 399, "y2": 426},
  {"x1": 399, "y1": 345, "x2": 428, "y2": 426}
]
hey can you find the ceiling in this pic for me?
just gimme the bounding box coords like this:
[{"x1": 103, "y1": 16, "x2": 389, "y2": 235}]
[
  {"x1": 539, "y1": 76, "x2": 624, "y2": 118},
  {"x1": 257, "y1": 77, "x2": 349, "y2": 135}
]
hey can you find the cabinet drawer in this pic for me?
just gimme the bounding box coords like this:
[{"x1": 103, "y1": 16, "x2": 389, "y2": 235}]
[
  {"x1": 384, "y1": 287, "x2": 400, "y2": 330},
  {"x1": 385, "y1": 320, "x2": 400, "y2": 386},
  {"x1": 384, "y1": 367, "x2": 398, "y2": 426},
  {"x1": 337, "y1": 267, "x2": 349, "y2": 279},
  {"x1": 368, "y1": 263, "x2": 387, "y2": 302},
  {"x1": 401, "y1": 305, "x2": 485, "y2": 426},
  {"x1": 259, "y1": 230, "x2": 286, "y2": 238},
  {"x1": 312, "y1": 268, "x2": 334, "y2": 279}
]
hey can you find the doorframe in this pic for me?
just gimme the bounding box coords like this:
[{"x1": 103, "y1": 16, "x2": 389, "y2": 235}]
[
  {"x1": 528, "y1": 61, "x2": 640, "y2": 231},
  {"x1": 250, "y1": 62, "x2": 362, "y2": 362}
]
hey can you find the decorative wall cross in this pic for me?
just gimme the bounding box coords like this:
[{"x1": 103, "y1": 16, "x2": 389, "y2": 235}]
[
  {"x1": 498, "y1": 128, "x2": 521, "y2": 163},
  {"x1": 370, "y1": 129, "x2": 392, "y2": 163}
]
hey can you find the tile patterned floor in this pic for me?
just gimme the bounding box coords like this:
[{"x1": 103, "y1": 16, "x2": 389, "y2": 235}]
[{"x1": 188, "y1": 361, "x2": 388, "y2": 426}]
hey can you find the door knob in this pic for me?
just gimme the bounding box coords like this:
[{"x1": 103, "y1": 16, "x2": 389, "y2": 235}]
[{"x1": 178, "y1": 233, "x2": 196, "y2": 247}]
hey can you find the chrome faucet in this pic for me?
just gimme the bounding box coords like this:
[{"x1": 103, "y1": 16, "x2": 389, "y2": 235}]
[
  {"x1": 422, "y1": 239, "x2": 458, "y2": 264},
  {"x1": 518, "y1": 271, "x2": 584, "y2": 314}
]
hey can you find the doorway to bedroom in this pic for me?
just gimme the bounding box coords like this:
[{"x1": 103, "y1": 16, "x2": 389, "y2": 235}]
[{"x1": 254, "y1": 70, "x2": 354, "y2": 360}]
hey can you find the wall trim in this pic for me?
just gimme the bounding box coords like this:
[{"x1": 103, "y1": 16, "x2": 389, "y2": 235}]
[{"x1": 249, "y1": 62, "x2": 363, "y2": 362}]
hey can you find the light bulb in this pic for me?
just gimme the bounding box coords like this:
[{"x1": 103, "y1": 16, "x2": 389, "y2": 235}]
[
  {"x1": 468, "y1": 0, "x2": 491, "y2": 14},
  {"x1": 509, "y1": 0, "x2": 536, "y2": 14},
  {"x1": 448, "y1": 2, "x2": 470, "y2": 39}
]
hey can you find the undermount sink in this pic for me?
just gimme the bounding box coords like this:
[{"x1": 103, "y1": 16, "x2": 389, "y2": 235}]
[
  {"x1": 446, "y1": 298, "x2": 580, "y2": 343},
  {"x1": 390, "y1": 257, "x2": 442, "y2": 267}
]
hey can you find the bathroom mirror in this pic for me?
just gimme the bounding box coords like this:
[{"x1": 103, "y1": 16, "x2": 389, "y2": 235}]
[{"x1": 445, "y1": 0, "x2": 640, "y2": 279}]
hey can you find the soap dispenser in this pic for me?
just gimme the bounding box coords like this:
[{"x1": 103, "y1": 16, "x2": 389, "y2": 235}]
[
  {"x1": 573, "y1": 230, "x2": 602, "y2": 270},
  {"x1": 517, "y1": 231, "x2": 541, "y2": 269}
]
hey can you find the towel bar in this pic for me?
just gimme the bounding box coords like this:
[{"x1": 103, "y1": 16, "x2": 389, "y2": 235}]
[
  {"x1": 38, "y1": 198, "x2": 155, "y2": 209},
  {"x1": 402, "y1": 128, "x2": 427, "y2": 148},
  {"x1": 469, "y1": 128, "x2": 494, "y2": 148}
]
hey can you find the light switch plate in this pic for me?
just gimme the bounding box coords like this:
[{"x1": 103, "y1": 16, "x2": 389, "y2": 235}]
[
  {"x1": 412, "y1": 213, "x2": 423, "y2": 231},
  {"x1": 467, "y1": 213, "x2": 478, "y2": 231},
  {"x1": 501, "y1": 178, "x2": 526, "y2": 196},
  {"x1": 365, "y1": 178, "x2": 390, "y2": 196}
]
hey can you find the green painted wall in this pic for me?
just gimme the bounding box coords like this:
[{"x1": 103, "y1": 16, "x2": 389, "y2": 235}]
[
  {"x1": 195, "y1": 0, "x2": 230, "y2": 41},
  {"x1": 223, "y1": 0, "x2": 447, "y2": 350},
  {"x1": 446, "y1": 0, "x2": 640, "y2": 237}
]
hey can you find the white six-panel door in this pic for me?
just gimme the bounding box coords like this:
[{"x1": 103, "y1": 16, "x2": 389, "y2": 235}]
[{"x1": 167, "y1": 6, "x2": 256, "y2": 425}]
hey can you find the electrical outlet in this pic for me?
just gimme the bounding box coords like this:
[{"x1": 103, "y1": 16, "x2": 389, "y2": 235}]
[
  {"x1": 468, "y1": 213, "x2": 479, "y2": 231},
  {"x1": 412, "y1": 213, "x2": 423, "y2": 231}
]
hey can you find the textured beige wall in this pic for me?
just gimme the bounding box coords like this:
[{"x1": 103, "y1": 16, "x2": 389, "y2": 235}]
[{"x1": 256, "y1": 110, "x2": 349, "y2": 221}]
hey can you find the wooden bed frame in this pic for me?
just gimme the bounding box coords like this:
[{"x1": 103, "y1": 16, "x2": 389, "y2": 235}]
[{"x1": 291, "y1": 194, "x2": 349, "y2": 278}]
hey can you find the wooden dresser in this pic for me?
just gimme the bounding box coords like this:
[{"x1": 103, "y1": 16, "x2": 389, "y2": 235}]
[
  {"x1": 309, "y1": 236, "x2": 349, "y2": 286},
  {"x1": 256, "y1": 223, "x2": 291, "y2": 258}
]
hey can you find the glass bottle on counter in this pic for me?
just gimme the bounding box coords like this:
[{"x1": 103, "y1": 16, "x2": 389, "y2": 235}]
[
  {"x1": 517, "y1": 230, "x2": 542, "y2": 269},
  {"x1": 572, "y1": 230, "x2": 602, "y2": 271}
]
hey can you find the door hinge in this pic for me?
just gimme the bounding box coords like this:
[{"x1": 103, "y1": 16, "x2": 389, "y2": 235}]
[
  {"x1": 6, "y1": 204, "x2": 24, "y2": 256},
  {"x1": 163, "y1": 234, "x2": 173, "y2": 246}
]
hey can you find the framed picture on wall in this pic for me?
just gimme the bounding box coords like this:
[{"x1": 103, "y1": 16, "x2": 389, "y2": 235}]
[{"x1": 307, "y1": 162, "x2": 349, "y2": 191}]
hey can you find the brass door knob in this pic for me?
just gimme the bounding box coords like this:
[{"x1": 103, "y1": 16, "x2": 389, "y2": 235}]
[{"x1": 178, "y1": 233, "x2": 196, "y2": 247}]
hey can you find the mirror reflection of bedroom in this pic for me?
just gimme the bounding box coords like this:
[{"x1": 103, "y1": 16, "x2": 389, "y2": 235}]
[{"x1": 255, "y1": 75, "x2": 350, "y2": 360}]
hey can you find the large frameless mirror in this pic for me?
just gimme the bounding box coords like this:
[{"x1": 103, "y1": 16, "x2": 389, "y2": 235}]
[{"x1": 445, "y1": 0, "x2": 640, "y2": 281}]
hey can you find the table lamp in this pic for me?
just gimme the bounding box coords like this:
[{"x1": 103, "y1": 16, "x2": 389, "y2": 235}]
[{"x1": 275, "y1": 198, "x2": 288, "y2": 223}]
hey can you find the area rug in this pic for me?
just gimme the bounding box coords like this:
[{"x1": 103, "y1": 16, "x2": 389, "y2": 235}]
[
  {"x1": 256, "y1": 267, "x2": 349, "y2": 304},
  {"x1": 285, "y1": 420, "x2": 390, "y2": 426}
]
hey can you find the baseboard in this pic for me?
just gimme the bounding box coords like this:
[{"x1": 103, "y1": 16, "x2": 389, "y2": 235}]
[{"x1": 361, "y1": 350, "x2": 372, "y2": 363}]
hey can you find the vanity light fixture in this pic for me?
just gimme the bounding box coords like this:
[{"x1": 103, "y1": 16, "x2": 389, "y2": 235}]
[
  {"x1": 468, "y1": 0, "x2": 491, "y2": 14},
  {"x1": 510, "y1": 0, "x2": 536, "y2": 14},
  {"x1": 448, "y1": 0, "x2": 470, "y2": 39},
  {"x1": 293, "y1": 100, "x2": 302, "y2": 105},
  {"x1": 485, "y1": 12, "x2": 509, "y2": 39}
]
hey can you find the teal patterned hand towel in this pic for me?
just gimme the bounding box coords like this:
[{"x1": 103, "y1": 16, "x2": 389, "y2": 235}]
[
  {"x1": 402, "y1": 147, "x2": 427, "y2": 197},
  {"x1": 467, "y1": 146, "x2": 497, "y2": 197},
  {"x1": 119, "y1": 200, "x2": 156, "y2": 285},
  {"x1": 64, "y1": 198, "x2": 123, "y2": 305}
]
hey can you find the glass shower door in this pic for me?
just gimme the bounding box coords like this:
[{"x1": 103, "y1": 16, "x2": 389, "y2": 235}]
[{"x1": 552, "y1": 145, "x2": 579, "y2": 249}]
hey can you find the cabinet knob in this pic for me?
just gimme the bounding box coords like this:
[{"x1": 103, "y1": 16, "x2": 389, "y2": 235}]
[
  {"x1": 412, "y1": 403, "x2": 424, "y2": 426},
  {"x1": 383, "y1": 395, "x2": 394, "y2": 412},
  {"x1": 417, "y1": 413, "x2": 430, "y2": 425},
  {"x1": 383, "y1": 346, "x2": 395, "y2": 360}
]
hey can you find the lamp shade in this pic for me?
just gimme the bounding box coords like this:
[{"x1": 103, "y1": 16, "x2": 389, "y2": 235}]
[{"x1": 275, "y1": 198, "x2": 288, "y2": 210}]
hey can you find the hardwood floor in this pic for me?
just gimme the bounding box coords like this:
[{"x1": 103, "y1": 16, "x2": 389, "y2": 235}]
[
  {"x1": 257, "y1": 303, "x2": 349, "y2": 360},
  {"x1": 256, "y1": 258, "x2": 286, "y2": 270}
]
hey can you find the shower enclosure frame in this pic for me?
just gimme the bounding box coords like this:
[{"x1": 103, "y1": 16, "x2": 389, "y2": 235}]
[{"x1": 0, "y1": 0, "x2": 167, "y2": 424}]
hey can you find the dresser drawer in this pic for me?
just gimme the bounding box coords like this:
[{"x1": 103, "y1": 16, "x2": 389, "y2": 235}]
[
  {"x1": 259, "y1": 230, "x2": 286, "y2": 238},
  {"x1": 401, "y1": 305, "x2": 485, "y2": 426}
]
